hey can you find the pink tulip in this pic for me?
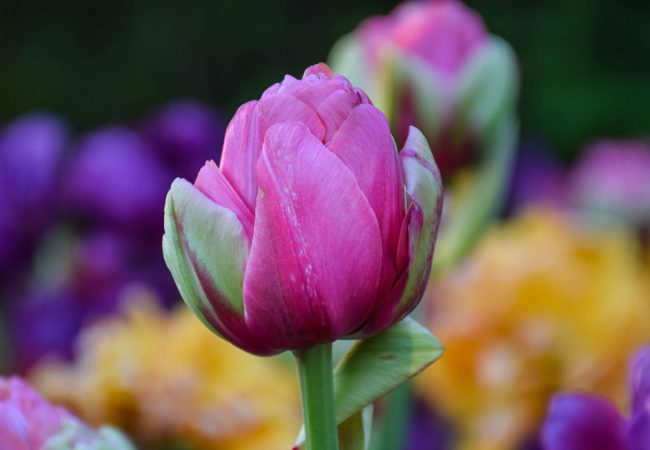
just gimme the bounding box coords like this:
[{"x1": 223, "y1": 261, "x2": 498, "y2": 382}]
[
  {"x1": 163, "y1": 63, "x2": 443, "y2": 355},
  {"x1": 359, "y1": 0, "x2": 487, "y2": 80},
  {"x1": 0, "y1": 376, "x2": 134, "y2": 449},
  {"x1": 0, "y1": 377, "x2": 72, "y2": 449},
  {"x1": 330, "y1": 0, "x2": 518, "y2": 176},
  {"x1": 569, "y1": 140, "x2": 650, "y2": 227}
]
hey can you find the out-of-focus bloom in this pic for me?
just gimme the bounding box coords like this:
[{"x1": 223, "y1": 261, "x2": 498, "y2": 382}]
[
  {"x1": 330, "y1": 1, "x2": 517, "y2": 271},
  {"x1": 0, "y1": 376, "x2": 133, "y2": 450},
  {"x1": 30, "y1": 300, "x2": 301, "y2": 450},
  {"x1": 506, "y1": 142, "x2": 568, "y2": 213},
  {"x1": 542, "y1": 347, "x2": 650, "y2": 450},
  {"x1": 407, "y1": 400, "x2": 456, "y2": 450},
  {"x1": 8, "y1": 290, "x2": 84, "y2": 373},
  {"x1": 142, "y1": 99, "x2": 225, "y2": 181},
  {"x1": 417, "y1": 208, "x2": 650, "y2": 450},
  {"x1": 569, "y1": 140, "x2": 650, "y2": 228},
  {"x1": 64, "y1": 127, "x2": 170, "y2": 234},
  {"x1": 163, "y1": 63, "x2": 443, "y2": 355},
  {"x1": 0, "y1": 113, "x2": 67, "y2": 274},
  {"x1": 330, "y1": 0, "x2": 517, "y2": 175}
]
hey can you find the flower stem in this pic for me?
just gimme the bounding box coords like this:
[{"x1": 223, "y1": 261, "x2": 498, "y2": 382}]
[
  {"x1": 370, "y1": 382, "x2": 412, "y2": 450},
  {"x1": 294, "y1": 343, "x2": 340, "y2": 450}
]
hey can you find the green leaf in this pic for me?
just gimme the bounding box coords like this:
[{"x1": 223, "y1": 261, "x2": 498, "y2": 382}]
[
  {"x1": 294, "y1": 318, "x2": 443, "y2": 450},
  {"x1": 338, "y1": 405, "x2": 374, "y2": 450},
  {"x1": 333, "y1": 317, "x2": 444, "y2": 425}
]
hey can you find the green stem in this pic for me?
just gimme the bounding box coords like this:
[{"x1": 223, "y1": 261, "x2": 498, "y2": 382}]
[
  {"x1": 294, "y1": 343, "x2": 340, "y2": 450},
  {"x1": 369, "y1": 383, "x2": 412, "y2": 450}
]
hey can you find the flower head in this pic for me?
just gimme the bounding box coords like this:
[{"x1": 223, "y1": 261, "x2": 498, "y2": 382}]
[
  {"x1": 329, "y1": 0, "x2": 518, "y2": 176},
  {"x1": 569, "y1": 140, "x2": 650, "y2": 228},
  {"x1": 163, "y1": 63, "x2": 443, "y2": 355},
  {"x1": 542, "y1": 347, "x2": 650, "y2": 450},
  {"x1": 0, "y1": 376, "x2": 132, "y2": 450}
]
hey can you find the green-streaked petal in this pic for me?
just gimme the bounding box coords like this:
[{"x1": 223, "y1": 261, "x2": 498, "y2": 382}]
[
  {"x1": 395, "y1": 127, "x2": 443, "y2": 313},
  {"x1": 457, "y1": 36, "x2": 518, "y2": 138},
  {"x1": 163, "y1": 178, "x2": 274, "y2": 355}
]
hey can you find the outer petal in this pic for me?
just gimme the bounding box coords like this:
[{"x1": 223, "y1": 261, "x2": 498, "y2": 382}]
[
  {"x1": 243, "y1": 122, "x2": 382, "y2": 351},
  {"x1": 627, "y1": 347, "x2": 650, "y2": 449},
  {"x1": 219, "y1": 101, "x2": 262, "y2": 211},
  {"x1": 355, "y1": 126, "x2": 443, "y2": 336},
  {"x1": 629, "y1": 347, "x2": 650, "y2": 414},
  {"x1": 541, "y1": 394, "x2": 628, "y2": 450},
  {"x1": 327, "y1": 104, "x2": 406, "y2": 301},
  {"x1": 194, "y1": 161, "x2": 254, "y2": 240},
  {"x1": 162, "y1": 179, "x2": 274, "y2": 355}
]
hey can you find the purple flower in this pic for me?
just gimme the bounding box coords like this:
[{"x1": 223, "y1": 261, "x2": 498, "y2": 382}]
[
  {"x1": 0, "y1": 113, "x2": 67, "y2": 273},
  {"x1": 64, "y1": 127, "x2": 170, "y2": 234},
  {"x1": 506, "y1": 142, "x2": 568, "y2": 213},
  {"x1": 8, "y1": 290, "x2": 83, "y2": 373},
  {"x1": 141, "y1": 99, "x2": 225, "y2": 180},
  {"x1": 541, "y1": 347, "x2": 650, "y2": 450}
]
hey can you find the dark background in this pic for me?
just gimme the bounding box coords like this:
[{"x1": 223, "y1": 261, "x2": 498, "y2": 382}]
[{"x1": 2, "y1": 0, "x2": 649, "y2": 160}]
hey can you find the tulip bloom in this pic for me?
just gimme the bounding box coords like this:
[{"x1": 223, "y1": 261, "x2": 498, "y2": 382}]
[
  {"x1": 542, "y1": 347, "x2": 650, "y2": 450},
  {"x1": 569, "y1": 140, "x2": 650, "y2": 227},
  {"x1": 163, "y1": 63, "x2": 443, "y2": 355},
  {"x1": 329, "y1": 0, "x2": 518, "y2": 175},
  {"x1": 0, "y1": 376, "x2": 133, "y2": 449}
]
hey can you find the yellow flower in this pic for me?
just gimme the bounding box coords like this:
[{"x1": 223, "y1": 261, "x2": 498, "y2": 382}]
[
  {"x1": 417, "y1": 208, "x2": 650, "y2": 450},
  {"x1": 29, "y1": 293, "x2": 301, "y2": 450}
]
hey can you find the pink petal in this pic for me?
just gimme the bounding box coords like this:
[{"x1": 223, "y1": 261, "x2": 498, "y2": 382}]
[
  {"x1": 258, "y1": 93, "x2": 326, "y2": 142},
  {"x1": 327, "y1": 104, "x2": 406, "y2": 301},
  {"x1": 303, "y1": 63, "x2": 336, "y2": 78},
  {"x1": 243, "y1": 122, "x2": 382, "y2": 350},
  {"x1": 355, "y1": 127, "x2": 443, "y2": 336},
  {"x1": 219, "y1": 101, "x2": 263, "y2": 211},
  {"x1": 317, "y1": 90, "x2": 363, "y2": 142},
  {"x1": 194, "y1": 161, "x2": 254, "y2": 240}
]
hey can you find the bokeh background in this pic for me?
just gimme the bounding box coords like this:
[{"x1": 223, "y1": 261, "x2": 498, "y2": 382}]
[{"x1": 3, "y1": 0, "x2": 650, "y2": 158}]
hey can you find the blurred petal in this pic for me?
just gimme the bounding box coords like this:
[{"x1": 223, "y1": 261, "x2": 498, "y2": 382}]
[
  {"x1": 219, "y1": 101, "x2": 263, "y2": 211},
  {"x1": 163, "y1": 179, "x2": 273, "y2": 355},
  {"x1": 630, "y1": 347, "x2": 650, "y2": 414},
  {"x1": 194, "y1": 160, "x2": 254, "y2": 240},
  {"x1": 627, "y1": 347, "x2": 650, "y2": 449},
  {"x1": 243, "y1": 122, "x2": 382, "y2": 350},
  {"x1": 542, "y1": 394, "x2": 628, "y2": 450},
  {"x1": 327, "y1": 104, "x2": 405, "y2": 300}
]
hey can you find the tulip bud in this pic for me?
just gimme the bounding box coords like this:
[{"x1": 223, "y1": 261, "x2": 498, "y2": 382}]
[
  {"x1": 0, "y1": 376, "x2": 133, "y2": 450},
  {"x1": 569, "y1": 140, "x2": 650, "y2": 228},
  {"x1": 329, "y1": 0, "x2": 518, "y2": 177},
  {"x1": 163, "y1": 63, "x2": 443, "y2": 355}
]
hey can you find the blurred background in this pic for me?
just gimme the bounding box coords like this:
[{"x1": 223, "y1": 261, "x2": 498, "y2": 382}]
[
  {"x1": 3, "y1": 0, "x2": 650, "y2": 159},
  {"x1": 1, "y1": 1, "x2": 650, "y2": 449}
]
